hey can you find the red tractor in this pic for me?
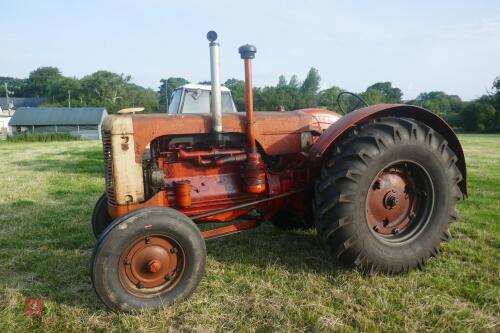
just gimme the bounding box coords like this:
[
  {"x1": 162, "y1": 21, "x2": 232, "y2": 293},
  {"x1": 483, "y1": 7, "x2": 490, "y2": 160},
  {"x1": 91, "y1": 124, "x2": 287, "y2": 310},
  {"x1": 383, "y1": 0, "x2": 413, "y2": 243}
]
[{"x1": 91, "y1": 31, "x2": 466, "y2": 311}]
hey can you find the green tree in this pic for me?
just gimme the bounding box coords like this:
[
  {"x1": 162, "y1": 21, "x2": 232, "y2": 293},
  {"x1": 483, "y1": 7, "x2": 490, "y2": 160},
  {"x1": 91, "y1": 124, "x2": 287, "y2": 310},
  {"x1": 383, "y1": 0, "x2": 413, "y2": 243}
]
[
  {"x1": 300, "y1": 67, "x2": 321, "y2": 107},
  {"x1": 80, "y1": 71, "x2": 130, "y2": 112},
  {"x1": 409, "y1": 91, "x2": 463, "y2": 116},
  {"x1": 158, "y1": 77, "x2": 189, "y2": 111},
  {"x1": 362, "y1": 88, "x2": 386, "y2": 105},
  {"x1": 0, "y1": 77, "x2": 29, "y2": 97},
  {"x1": 317, "y1": 86, "x2": 343, "y2": 112},
  {"x1": 288, "y1": 75, "x2": 300, "y2": 89},
  {"x1": 126, "y1": 84, "x2": 159, "y2": 113},
  {"x1": 80, "y1": 71, "x2": 159, "y2": 113},
  {"x1": 461, "y1": 102, "x2": 496, "y2": 131},
  {"x1": 46, "y1": 76, "x2": 82, "y2": 105},
  {"x1": 277, "y1": 75, "x2": 287, "y2": 88},
  {"x1": 492, "y1": 76, "x2": 500, "y2": 129},
  {"x1": 27, "y1": 66, "x2": 62, "y2": 97},
  {"x1": 224, "y1": 78, "x2": 245, "y2": 111},
  {"x1": 365, "y1": 82, "x2": 403, "y2": 103}
]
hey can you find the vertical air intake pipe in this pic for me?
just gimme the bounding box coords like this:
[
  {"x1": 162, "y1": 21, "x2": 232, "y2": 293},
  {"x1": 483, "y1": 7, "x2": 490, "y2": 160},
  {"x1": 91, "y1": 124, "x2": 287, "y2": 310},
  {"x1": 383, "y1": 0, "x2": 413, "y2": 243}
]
[
  {"x1": 238, "y1": 44, "x2": 257, "y2": 153},
  {"x1": 207, "y1": 31, "x2": 223, "y2": 144},
  {"x1": 239, "y1": 43, "x2": 266, "y2": 194}
]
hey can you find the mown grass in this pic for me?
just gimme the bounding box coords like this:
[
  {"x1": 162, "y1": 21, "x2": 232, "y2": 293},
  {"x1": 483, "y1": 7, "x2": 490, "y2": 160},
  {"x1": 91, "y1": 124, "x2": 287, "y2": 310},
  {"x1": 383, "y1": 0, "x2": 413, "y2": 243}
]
[{"x1": 0, "y1": 135, "x2": 498, "y2": 332}]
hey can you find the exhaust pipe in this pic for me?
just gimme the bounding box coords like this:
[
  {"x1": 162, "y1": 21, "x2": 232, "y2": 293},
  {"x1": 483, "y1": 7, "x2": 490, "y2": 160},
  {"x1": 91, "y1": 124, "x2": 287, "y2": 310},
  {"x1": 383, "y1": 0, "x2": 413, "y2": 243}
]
[
  {"x1": 239, "y1": 43, "x2": 266, "y2": 194},
  {"x1": 207, "y1": 31, "x2": 223, "y2": 143}
]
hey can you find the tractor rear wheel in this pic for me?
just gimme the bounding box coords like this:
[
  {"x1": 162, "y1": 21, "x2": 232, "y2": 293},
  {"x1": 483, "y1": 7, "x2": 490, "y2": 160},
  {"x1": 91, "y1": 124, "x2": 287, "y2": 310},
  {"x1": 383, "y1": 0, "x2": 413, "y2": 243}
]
[
  {"x1": 91, "y1": 207, "x2": 206, "y2": 312},
  {"x1": 91, "y1": 193, "x2": 112, "y2": 238},
  {"x1": 314, "y1": 117, "x2": 463, "y2": 274}
]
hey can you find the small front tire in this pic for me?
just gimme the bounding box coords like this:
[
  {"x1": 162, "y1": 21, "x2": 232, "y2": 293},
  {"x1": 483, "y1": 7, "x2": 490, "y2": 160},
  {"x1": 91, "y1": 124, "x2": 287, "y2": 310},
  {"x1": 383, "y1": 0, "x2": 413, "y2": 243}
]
[
  {"x1": 91, "y1": 193, "x2": 112, "y2": 238},
  {"x1": 91, "y1": 207, "x2": 206, "y2": 312}
]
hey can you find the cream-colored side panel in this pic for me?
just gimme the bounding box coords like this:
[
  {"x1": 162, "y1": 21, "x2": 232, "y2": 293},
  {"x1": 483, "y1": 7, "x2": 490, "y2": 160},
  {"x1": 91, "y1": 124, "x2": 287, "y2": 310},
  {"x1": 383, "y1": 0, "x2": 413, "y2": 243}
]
[
  {"x1": 108, "y1": 115, "x2": 145, "y2": 205},
  {"x1": 102, "y1": 114, "x2": 135, "y2": 135}
]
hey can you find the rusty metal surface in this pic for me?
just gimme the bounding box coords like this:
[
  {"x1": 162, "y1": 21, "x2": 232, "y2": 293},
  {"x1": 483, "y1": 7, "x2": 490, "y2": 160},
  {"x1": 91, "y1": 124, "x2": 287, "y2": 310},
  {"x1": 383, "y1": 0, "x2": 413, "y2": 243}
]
[
  {"x1": 108, "y1": 103, "x2": 466, "y2": 229},
  {"x1": 243, "y1": 152, "x2": 267, "y2": 194},
  {"x1": 244, "y1": 58, "x2": 257, "y2": 153},
  {"x1": 308, "y1": 104, "x2": 467, "y2": 195},
  {"x1": 174, "y1": 180, "x2": 192, "y2": 208},
  {"x1": 130, "y1": 108, "x2": 340, "y2": 160},
  {"x1": 201, "y1": 220, "x2": 258, "y2": 240},
  {"x1": 366, "y1": 166, "x2": 417, "y2": 235},
  {"x1": 178, "y1": 147, "x2": 246, "y2": 165},
  {"x1": 190, "y1": 188, "x2": 306, "y2": 220},
  {"x1": 118, "y1": 234, "x2": 184, "y2": 295}
]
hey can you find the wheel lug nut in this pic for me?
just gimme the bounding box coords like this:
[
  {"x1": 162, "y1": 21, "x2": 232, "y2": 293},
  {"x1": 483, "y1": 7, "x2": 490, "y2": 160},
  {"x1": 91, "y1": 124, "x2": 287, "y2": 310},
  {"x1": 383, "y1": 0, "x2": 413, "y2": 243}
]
[
  {"x1": 136, "y1": 281, "x2": 144, "y2": 289},
  {"x1": 409, "y1": 213, "x2": 416, "y2": 220},
  {"x1": 145, "y1": 237, "x2": 151, "y2": 244},
  {"x1": 170, "y1": 247, "x2": 178, "y2": 254},
  {"x1": 392, "y1": 228, "x2": 400, "y2": 234},
  {"x1": 164, "y1": 275, "x2": 172, "y2": 281},
  {"x1": 373, "y1": 225, "x2": 379, "y2": 233},
  {"x1": 373, "y1": 181, "x2": 381, "y2": 190}
]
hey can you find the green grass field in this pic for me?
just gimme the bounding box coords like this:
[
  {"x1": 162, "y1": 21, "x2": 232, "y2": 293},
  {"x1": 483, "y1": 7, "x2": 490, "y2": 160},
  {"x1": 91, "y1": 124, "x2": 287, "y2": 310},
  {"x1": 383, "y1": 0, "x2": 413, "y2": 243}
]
[{"x1": 0, "y1": 135, "x2": 498, "y2": 332}]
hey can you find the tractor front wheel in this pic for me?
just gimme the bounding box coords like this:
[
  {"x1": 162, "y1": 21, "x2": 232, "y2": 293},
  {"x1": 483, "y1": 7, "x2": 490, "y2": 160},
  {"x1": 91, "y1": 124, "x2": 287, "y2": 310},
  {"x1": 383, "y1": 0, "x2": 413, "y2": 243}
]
[
  {"x1": 91, "y1": 193, "x2": 112, "y2": 238},
  {"x1": 314, "y1": 117, "x2": 463, "y2": 274},
  {"x1": 91, "y1": 207, "x2": 206, "y2": 311}
]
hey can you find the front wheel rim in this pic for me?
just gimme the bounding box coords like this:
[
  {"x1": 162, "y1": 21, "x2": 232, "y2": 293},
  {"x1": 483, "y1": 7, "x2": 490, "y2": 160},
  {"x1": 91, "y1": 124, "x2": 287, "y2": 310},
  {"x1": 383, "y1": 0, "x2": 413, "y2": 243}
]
[
  {"x1": 365, "y1": 161, "x2": 435, "y2": 244},
  {"x1": 118, "y1": 234, "x2": 186, "y2": 297}
]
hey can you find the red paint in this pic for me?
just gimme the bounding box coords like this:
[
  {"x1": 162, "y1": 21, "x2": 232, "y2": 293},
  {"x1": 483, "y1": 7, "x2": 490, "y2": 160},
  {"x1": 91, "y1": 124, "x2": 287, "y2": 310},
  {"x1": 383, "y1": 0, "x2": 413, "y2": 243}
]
[
  {"x1": 174, "y1": 180, "x2": 192, "y2": 208},
  {"x1": 308, "y1": 104, "x2": 467, "y2": 195},
  {"x1": 201, "y1": 220, "x2": 258, "y2": 239},
  {"x1": 106, "y1": 104, "x2": 466, "y2": 235}
]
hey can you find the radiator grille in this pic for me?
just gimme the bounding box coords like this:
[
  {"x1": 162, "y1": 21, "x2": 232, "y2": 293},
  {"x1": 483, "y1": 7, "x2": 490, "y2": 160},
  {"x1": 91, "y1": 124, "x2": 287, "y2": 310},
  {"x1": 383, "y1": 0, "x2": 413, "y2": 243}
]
[{"x1": 102, "y1": 131, "x2": 116, "y2": 205}]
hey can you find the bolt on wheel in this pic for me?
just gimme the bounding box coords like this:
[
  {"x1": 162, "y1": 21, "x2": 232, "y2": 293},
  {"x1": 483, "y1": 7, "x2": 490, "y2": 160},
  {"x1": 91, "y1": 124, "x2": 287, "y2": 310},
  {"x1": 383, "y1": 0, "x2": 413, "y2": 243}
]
[
  {"x1": 91, "y1": 207, "x2": 206, "y2": 312},
  {"x1": 366, "y1": 161, "x2": 434, "y2": 244},
  {"x1": 119, "y1": 235, "x2": 186, "y2": 297},
  {"x1": 314, "y1": 117, "x2": 463, "y2": 274}
]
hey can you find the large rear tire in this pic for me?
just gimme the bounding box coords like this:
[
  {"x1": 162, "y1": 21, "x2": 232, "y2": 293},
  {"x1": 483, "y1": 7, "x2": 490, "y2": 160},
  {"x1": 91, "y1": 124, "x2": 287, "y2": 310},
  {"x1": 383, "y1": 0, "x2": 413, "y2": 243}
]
[
  {"x1": 91, "y1": 207, "x2": 206, "y2": 312},
  {"x1": 314, "y1": 117, "x2": 463, "y2": 274}
]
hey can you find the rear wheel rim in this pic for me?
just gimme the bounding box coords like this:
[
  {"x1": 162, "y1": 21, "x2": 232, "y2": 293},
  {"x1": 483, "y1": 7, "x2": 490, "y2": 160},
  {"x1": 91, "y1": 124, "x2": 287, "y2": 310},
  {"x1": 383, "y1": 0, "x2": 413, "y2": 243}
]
[
  {"x1": 118, "y1": 234, "x2": 186, "y2": 297},
  {"x1": 366, "y1": 161, "x2": 434, "y2": 244}
]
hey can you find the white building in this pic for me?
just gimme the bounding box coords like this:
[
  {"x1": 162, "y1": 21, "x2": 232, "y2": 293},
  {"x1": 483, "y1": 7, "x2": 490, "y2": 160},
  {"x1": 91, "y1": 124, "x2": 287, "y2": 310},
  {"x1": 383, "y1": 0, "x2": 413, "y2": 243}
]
[{"x1": 0, "y1": 107, "x2": 14, "y2": 139}]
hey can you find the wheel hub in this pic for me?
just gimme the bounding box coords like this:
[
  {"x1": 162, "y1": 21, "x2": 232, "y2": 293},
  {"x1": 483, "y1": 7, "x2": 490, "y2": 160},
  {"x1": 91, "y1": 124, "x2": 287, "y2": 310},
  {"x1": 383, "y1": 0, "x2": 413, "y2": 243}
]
[
  {"x1": 383, "y1": 190, "x2": 399, "y2": 209},
  {"x1": 119, "y1": 235, "x2": 184, "y2": 294},
  {"x1": 367, "y1": 166, "x2": 418, "y2": 235}
]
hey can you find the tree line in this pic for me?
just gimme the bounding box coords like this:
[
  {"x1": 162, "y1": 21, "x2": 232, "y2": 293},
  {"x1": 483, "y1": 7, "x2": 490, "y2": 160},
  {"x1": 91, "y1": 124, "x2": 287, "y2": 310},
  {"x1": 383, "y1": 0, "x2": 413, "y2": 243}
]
[{"x1": 2, "y1": 66, "x2": 499, "y2": 132}]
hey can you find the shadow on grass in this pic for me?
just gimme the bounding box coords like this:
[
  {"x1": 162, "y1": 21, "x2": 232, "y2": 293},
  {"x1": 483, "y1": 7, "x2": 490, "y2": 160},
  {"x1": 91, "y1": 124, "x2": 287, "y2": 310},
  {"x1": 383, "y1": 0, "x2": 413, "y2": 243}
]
[
  {"x1": 2, "y1": 142, "x2": 346, "y2": 310},
  {"x1": 0, "y1": 196, "x2": 345, "y2": 311},
  {"x1": 205, "y1": 224, "x2": 345, "y2": 276}
]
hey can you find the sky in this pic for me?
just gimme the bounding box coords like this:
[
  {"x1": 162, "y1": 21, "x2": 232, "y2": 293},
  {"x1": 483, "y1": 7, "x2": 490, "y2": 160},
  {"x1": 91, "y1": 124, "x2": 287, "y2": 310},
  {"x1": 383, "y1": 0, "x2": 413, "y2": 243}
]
[{"x1": 1, "y1": 0, "x2": 499, "y2": 101}]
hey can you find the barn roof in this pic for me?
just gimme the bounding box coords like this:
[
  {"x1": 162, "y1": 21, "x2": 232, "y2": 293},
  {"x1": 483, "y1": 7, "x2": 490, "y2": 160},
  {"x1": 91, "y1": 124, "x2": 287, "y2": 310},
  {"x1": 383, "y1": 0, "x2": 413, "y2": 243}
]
[{"x1": 9, "y1": 107, "x2": 108, "y2": 126}]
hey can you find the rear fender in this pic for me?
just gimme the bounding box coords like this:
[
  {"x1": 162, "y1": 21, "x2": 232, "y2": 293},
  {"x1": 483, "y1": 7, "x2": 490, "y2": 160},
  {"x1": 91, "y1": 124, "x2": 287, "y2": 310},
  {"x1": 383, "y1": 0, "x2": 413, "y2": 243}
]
[{"x1": 309, "y1": 104, "x2": 467, "y2": 196}]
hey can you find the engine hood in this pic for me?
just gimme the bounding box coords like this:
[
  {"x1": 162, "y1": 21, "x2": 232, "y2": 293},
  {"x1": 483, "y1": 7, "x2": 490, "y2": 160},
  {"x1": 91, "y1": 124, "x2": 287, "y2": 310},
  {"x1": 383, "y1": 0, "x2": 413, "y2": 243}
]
[{"x1": 102, "y1": 109, "x2": 341, "y2": 162}]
